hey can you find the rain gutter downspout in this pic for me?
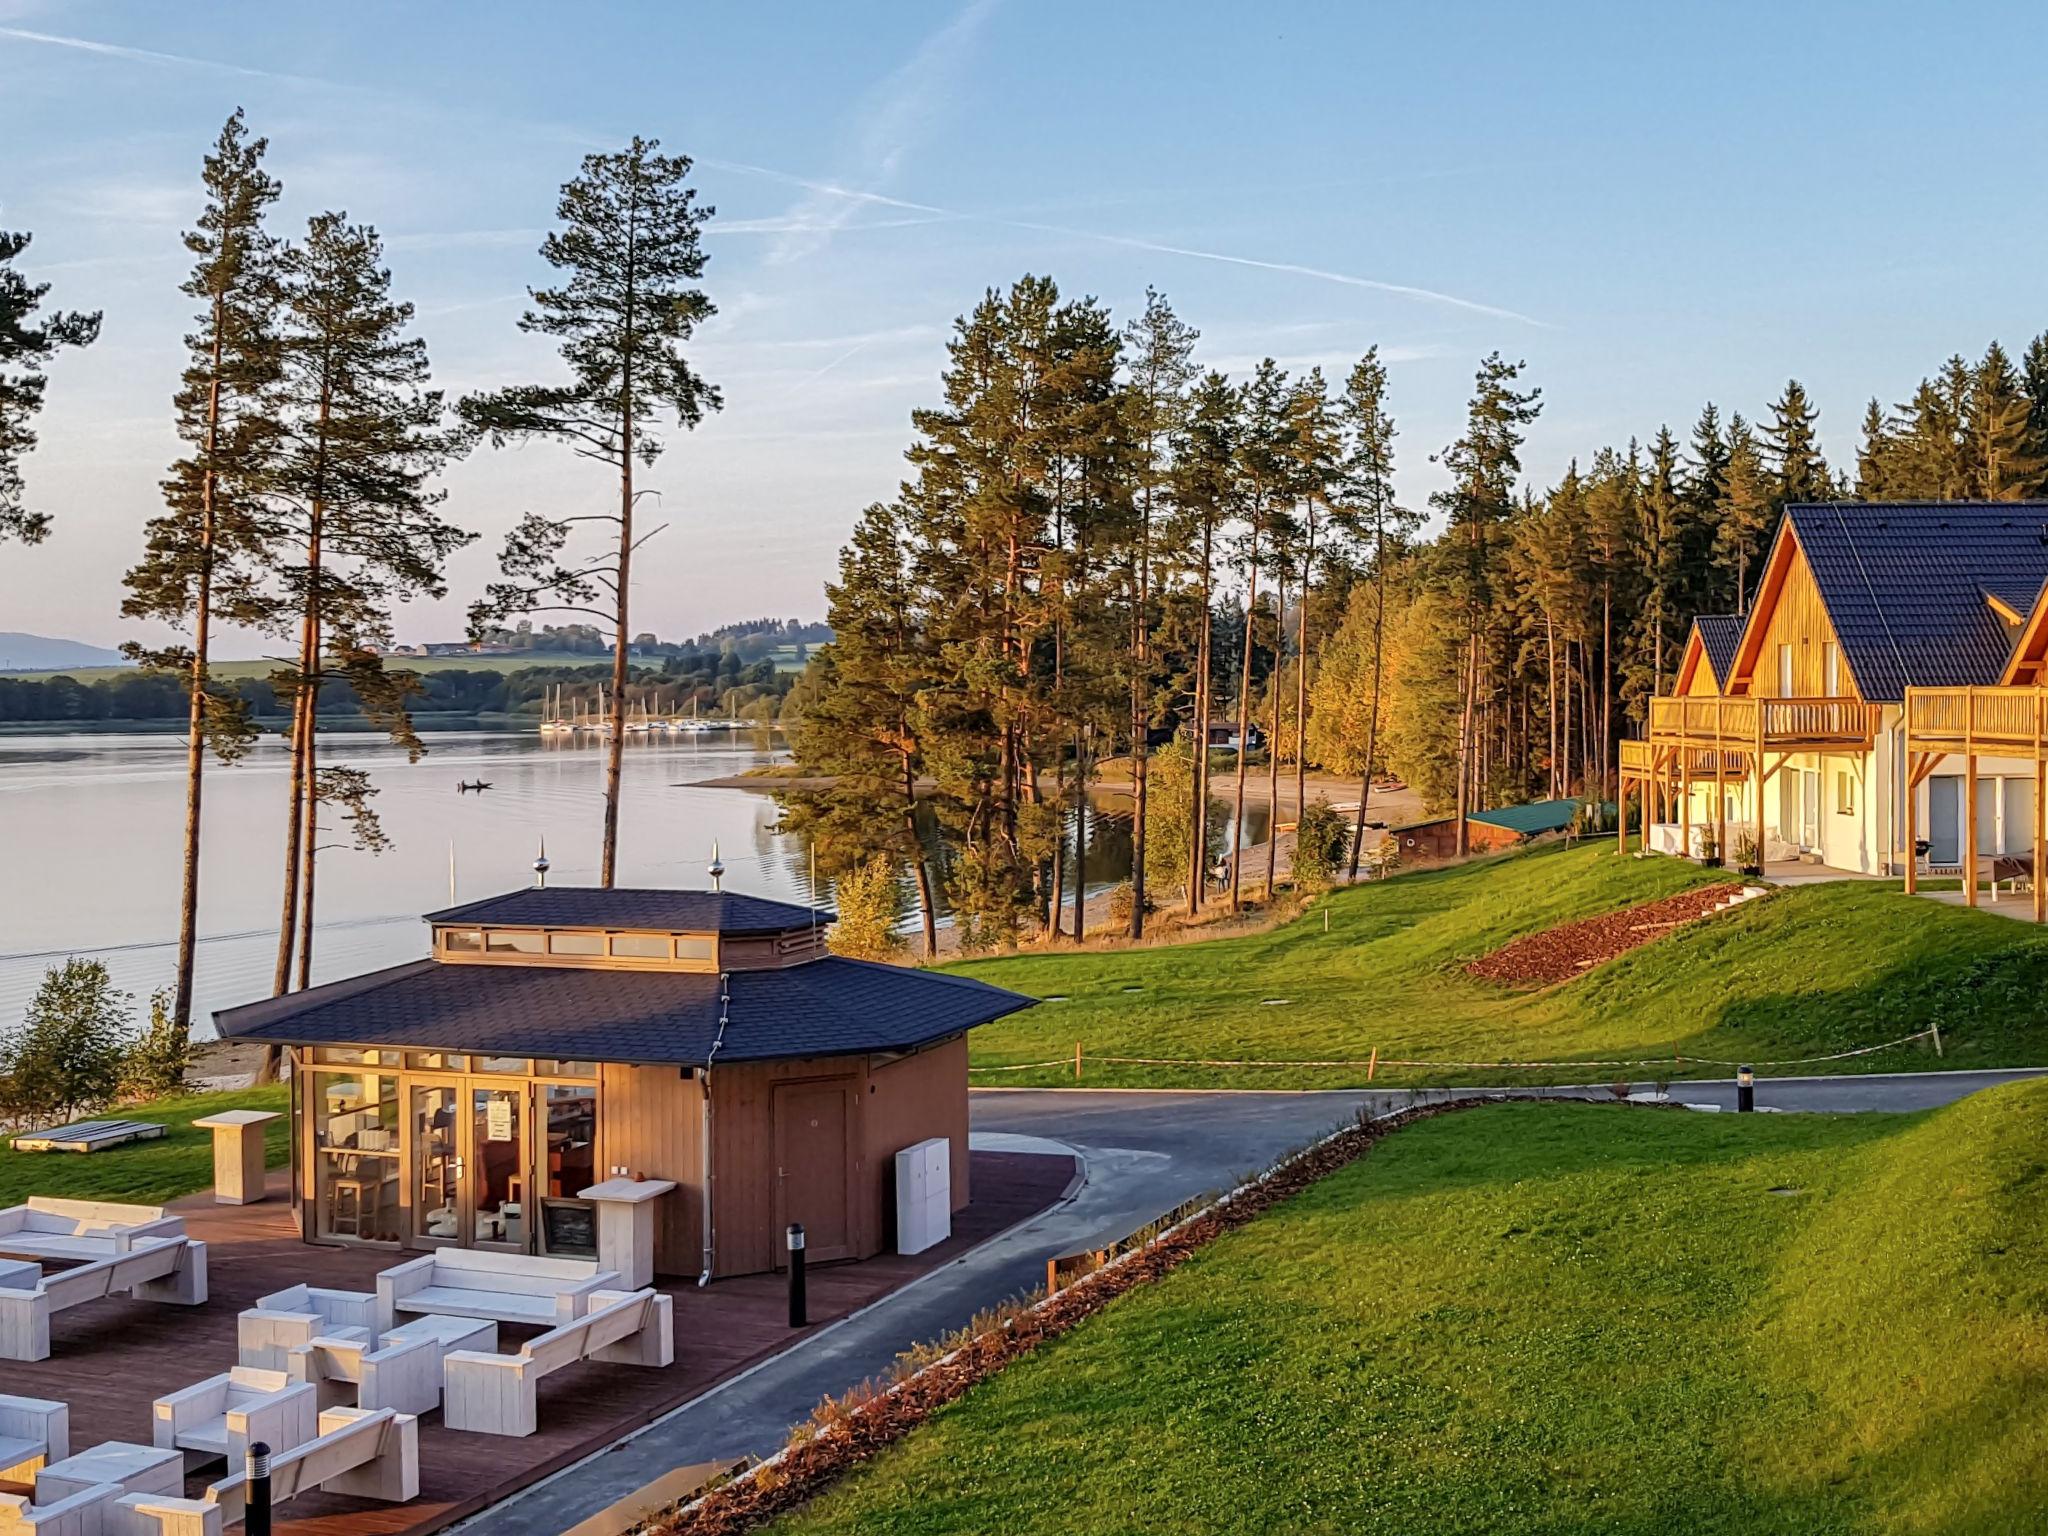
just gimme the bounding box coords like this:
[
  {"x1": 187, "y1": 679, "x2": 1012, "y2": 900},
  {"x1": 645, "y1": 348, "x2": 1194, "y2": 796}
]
[{"x1": 698, "y1": 971, "x2": 733, "y2": 1287}]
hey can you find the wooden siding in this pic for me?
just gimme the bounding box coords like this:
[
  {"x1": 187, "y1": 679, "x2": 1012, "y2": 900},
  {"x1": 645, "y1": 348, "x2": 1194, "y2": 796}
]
[
  {"x1": 864, "y1": 1036, "x2": 973, "y2": 1249},
  {"x1": 1738, "y1": 532, "x2": 1859, "y2": 699},
  {"x1": 709, "y1": 1058, "x2": 867, "y2": 1278},
  {"x1": 1678, "y1": 629, "x2": 1722, "y2": 696},
  {"x1": 597, "y1": 1062, "x2": 705, "y2": 1278}
]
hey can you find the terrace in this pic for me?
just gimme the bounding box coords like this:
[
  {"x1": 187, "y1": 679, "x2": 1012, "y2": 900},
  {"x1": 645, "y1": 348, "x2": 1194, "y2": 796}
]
[
  {"x1": 1, "y1": 1153, "x2": 1072, "y2": 1535},
  {"x1": 1902, "y1": 685, "x2": 2048, "y2": 918}
]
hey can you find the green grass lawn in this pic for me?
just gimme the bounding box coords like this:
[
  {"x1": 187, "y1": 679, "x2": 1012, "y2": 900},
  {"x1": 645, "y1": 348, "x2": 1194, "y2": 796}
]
[
  {"x1": 0, "y1": 1086, "x2": 289, "y2": 1207},
  {"x1": 953, "y1": 840, "x2": 2048, "y2": 1086},
  {"x1": 774, "y1": 1082, "x2": 2048, "y2": 1536}
]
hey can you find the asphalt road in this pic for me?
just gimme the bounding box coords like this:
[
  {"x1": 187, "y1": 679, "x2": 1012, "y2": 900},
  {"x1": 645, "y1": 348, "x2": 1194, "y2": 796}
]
[{"x1": 463, "y1": 1067, "x2": 2043, "y2": 1533}]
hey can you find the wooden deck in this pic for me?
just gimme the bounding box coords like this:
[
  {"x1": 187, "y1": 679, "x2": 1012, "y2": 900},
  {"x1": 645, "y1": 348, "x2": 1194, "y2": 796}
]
[{"x1": 8, "y1": 1151, "x2": 1074, "y2": 1535}]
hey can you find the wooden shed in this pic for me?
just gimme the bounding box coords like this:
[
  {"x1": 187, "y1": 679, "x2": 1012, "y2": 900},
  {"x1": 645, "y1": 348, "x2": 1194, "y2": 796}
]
[{"x1": 215, "y1": 887, "x2": 1035, "y2": 1280}]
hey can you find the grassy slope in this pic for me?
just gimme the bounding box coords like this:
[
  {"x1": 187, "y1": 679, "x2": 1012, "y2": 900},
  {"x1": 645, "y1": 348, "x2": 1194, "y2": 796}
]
[
  {"x1": 0, "y1": 1086, "x2": 289, "y2": 1206},
  {"x1": 953, "y1": 841, "x2": 2048, "y2": 1086},
  {"x1": 777, "y1": 1084, "x2": 2048, "y2": 1536}
]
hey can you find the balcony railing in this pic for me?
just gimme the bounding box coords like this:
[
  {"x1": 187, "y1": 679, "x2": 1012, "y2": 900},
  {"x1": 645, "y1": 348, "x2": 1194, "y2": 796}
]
[
  {"x1": 1647, "y1": 694, "x2": 1882, "y2": 749},
  {"x1": 1618, "y1": 739, "x2": 1656, "y2": 773},
  {"x1": 1905, "y1": 686, "x2": 2048, "y2": 752}
]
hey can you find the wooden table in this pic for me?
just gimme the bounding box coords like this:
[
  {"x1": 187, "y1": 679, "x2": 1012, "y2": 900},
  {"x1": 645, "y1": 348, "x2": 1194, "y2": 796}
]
[
  {"x1": 191, "y1": 1110, "x2": 282, "y2": 1206},
  {"x1": 577, "y1": 1179, "x2": 676, "y2": 1289}
]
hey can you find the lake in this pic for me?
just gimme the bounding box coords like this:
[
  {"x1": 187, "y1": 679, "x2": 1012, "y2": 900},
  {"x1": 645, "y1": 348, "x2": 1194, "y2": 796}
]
[{"x1": 0, "y1": 729, "x2": 1248, "y2": 1037}]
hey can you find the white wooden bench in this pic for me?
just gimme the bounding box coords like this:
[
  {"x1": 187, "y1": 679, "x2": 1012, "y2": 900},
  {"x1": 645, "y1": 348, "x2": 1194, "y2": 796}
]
[
  {"x1": 285, "y1": 1330, "x2": 441, "y2": 1416},
  {"x1": 0, "y1": 1397, "x2": 66, "y2": 1487},
  {"x1": 375, "y1": 1249, "x2": 617, "y2": 1330},
  {"x1": 0, "y1": 1480, "x2": 119, "y2": 1534},
  {"x1": 0, "y1": 1202, "x2": 184, "y2": 1265},
  {"x1": 443, "y1": 1288, "x2": 673, "y2": 1437},
  {"x1": 236, "y1": 1284, "x2": 378, "y2": 1370},
  {"x1": 0, "y1": 1239, "x2": 208, "y2": 1362},
  {"x1": 119, "y1": 1407, "x2": 417, "y2": 1535},
  {"x1": 150, "y1": 1367, "x2": 314, "y2": 1465}
]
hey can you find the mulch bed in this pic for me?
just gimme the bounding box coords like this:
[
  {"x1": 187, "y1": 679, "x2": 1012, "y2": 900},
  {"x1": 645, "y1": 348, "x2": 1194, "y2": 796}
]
[
  {"x1": 1465, "y1": 882, "x2": 1748, "y2": 987},
  {"x1": 649, "y1": 1101, "x2": 1478, "y2": 1536}
]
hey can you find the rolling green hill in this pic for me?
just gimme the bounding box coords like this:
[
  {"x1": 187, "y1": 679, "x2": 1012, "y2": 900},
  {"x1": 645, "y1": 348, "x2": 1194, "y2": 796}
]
[
  {"x1": 772, "y1": 1082, "x2": 2048, "y2": 1535},
  {"x1": 954, "y1": 841, "x2": 2048, "y2": 1086}
]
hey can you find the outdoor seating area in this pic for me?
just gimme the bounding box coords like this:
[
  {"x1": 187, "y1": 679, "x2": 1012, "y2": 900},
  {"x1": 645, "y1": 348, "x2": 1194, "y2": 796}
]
[
  {"x1": 0, "y1": 1201, "x2": 185, "y2": 1264},
  {"x1": 0, "y1": 1147, "x2": 1072, "y2": 1535},
  {"x1": 0, "y1": 1237, "x2": 209, "y2": 1362}
]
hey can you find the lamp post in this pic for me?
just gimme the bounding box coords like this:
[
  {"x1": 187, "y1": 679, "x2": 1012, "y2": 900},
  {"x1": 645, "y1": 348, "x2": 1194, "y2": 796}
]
[
  {"x1": 1737, "y1": 1064, "x2": 1755, "y2": 1114},
  {"x1": 246, "y1": 1442, "x2": 272, "y2": 1536},
  {"x1": 787, "y1": 1222, "x2": 807, "y2": 1327}
]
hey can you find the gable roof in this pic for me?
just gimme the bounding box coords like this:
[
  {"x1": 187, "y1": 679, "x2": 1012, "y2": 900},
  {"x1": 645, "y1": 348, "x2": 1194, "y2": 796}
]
[
  {"x1": 214, "y1": 955, "x2": 1031, "y2": 1065},
  {"x1": 1756, "y1": 503, "x2": 2048, "y2": 703},
  {"x1": 1687, "y1": 615, "x2": 1743, "y2": 690},
  {"x1": 1466, "y1": 798, "x2": 1587, "y2": 836},
  {"x1": 424, "y1": 887, "x2": 833, "y2": 936}
]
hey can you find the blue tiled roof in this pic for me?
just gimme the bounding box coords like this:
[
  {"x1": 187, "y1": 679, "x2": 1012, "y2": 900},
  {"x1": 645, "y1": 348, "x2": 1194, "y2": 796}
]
[
  {"x1": 1782, "y1": 502, "x2": 2048, "y2": 703},
  {"x1": 214, "y1": 956, "x2": 1032, "y2": 1065},
  {"x1": 1466, "y1": 797, "x2": 1590, "y2": 836},
  {"x1": 424, "y1": 887, "x2": 833, "y2": 936},
  {"x1": 1692, "y1": 615, "x2": 1742, "y2": 688}
]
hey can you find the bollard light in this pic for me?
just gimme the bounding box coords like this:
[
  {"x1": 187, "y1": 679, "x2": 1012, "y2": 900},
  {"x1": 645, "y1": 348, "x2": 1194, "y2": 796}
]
[
  {"x1": 787, "y1": 1222, "x2": 808, "y2": 1328},
  {"x1": 1736, "y1": 1063, "x2": 1755, "y2": 1114},
  {"x1": 246, "y1": 1441, "x2": 273, "y2": 1536}
]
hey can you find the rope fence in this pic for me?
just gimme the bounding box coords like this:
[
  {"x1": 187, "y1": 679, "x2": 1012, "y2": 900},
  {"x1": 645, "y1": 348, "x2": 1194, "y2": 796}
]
[{"x1": 970, "y1": 1027, "x2": 1944, "y2": 1079}]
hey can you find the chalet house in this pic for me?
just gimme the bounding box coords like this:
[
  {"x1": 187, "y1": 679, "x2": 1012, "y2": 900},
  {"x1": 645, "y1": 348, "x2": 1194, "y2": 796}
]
[
  {"x1": 1628, "y1": 501, "x2": 2048, "y2": 907},
  {"x1": 215, "y1": 888, "x2": 1034, "y2": 1279}
]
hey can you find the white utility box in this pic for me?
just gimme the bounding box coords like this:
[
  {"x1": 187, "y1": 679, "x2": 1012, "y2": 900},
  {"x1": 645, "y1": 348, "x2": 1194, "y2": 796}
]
[{"x1": 893, "y1": 1136, "x2": 952, "y2": 1255}]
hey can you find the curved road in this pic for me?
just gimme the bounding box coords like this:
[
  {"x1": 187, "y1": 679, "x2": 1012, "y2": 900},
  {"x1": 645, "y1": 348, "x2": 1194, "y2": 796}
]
[{"x1": 468, "y1": 1068, "x2": 2042, "y2": 1533}]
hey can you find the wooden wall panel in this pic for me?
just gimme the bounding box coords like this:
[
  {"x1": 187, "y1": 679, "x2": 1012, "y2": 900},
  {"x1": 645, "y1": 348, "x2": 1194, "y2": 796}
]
[
  {"x1": 864, "y1": 1036, "x2": 973, "y2": 1251},
  {"x1": 598, "y1": 1063, "x2": 705, "y2": 1278},
  {"x1": 1746, "y1": 545, "x2": 1854, "y2": 698},
  {"x1": 709, "y1": 1057, "x2": 869, "y2": 1279}
]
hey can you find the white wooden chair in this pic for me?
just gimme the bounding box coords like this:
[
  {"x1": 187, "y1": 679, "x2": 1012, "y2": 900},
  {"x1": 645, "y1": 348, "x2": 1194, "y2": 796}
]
[
  {"x1": 285, "y1": 1331, "x2": 441, "y2": 1416},
  {"x1": 442, "y1": 1288, "x2": 672, "y2": 1437},
  {"x1": 0, "y1": 1482, "x2": 119, "y2": 1535},
  {"x1": 375, "y1": 1248, "x2": 616, "y2": 1330},
  {"x1": 0, "y1": 1202, "x2": 183, "y2": 1265},
  {"x1": 0, "y1": 1397, "x2": 66, "y2": 1487},
  {"x1": 150, "y1": 1367, "x2": 314, "y2": 1464},
  {"x1": 236, "y1": 1284, "x2": 377, "y2": 1369},
  {"x1": 121, "y1": 1408, "x2": 416, "y2": 1533},
  {"x1": 0, "y1": 1240, "x2": 208, "y2": 1362}
]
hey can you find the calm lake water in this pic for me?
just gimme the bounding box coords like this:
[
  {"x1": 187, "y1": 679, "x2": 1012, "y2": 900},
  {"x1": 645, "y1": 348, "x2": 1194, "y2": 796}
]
[{"x1": 0, "y1": 729, "x2": 1236, "y2": 1038}]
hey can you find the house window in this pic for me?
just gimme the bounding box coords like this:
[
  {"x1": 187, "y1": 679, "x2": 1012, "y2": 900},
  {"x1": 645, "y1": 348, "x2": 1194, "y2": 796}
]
[
  {"x1": 547, "y1": 932, "x2": 604, "y2": 956},
  {"x1": 610, "y1": 934, "x2": 671, "y2": 960},
  {"x1": 312, "y1": 1070, "x2": 401, "y2": 1244},
  {"x1": 1836, "y1": 770, "x2": 1855, "y2": 816},
  {"x1": 486, "y1": 930, "x2": 544, "y2": 954},
  {"x1": 1823, "y1": 642, "x2": 1840, "y2": 696},
  {"x1": 1777, "y1": 644, "x2": 1795, "y2": 696},
  {"x1": 441, "y1": 929, "x2": 483, "y2": 954},
  {"x1": 675, "y1": 936, "x2": 716, "y2": 961}
]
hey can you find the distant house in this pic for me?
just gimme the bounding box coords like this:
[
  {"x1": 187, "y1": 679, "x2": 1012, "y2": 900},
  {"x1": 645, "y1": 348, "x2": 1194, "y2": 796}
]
[
  {"x1": 1389, "y1": 797, "x2": 1597, "y2": 862},
  {"x1": 216, "y1": 886, "x2": 1035, "y2": 1279},
  {"x1": 1629, "y1": 501, "x2": 2048, "y2": 910}
]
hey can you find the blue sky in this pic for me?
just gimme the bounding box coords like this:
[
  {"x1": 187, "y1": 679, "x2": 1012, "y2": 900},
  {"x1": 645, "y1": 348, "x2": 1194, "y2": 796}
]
[{"x1": 4, "y1": 0, "x2": 2046, "y2": 651}]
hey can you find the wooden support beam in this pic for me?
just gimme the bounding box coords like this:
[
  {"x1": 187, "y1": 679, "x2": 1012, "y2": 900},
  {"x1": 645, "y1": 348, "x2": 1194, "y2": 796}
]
[
  {"x1": 1904, "y1": 732, "x2": 1919, "y2": 895},
  {"x1": 2036, "y1": 696, "x2": 2045, "y2": 924},
  {"x1": 1753, "y1": 710, "x2": 1765, "y2": 874}
]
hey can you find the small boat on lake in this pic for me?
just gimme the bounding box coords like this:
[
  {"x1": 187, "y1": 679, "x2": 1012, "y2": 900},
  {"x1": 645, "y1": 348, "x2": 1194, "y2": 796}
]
[{"x1": 456, "y1": 780, "x2": 493, "y2": 793}]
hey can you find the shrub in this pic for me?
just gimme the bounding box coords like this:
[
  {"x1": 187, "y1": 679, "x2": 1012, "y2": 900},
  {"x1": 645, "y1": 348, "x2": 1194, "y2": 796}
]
[
  {"x1": 122, "y1": 988, "x2": 193, "y2": 1098},
  {"x1": 1291, "y1": 799, "x2": 1351, "y2": 893},
  {"x1": 828, "y1": 856, "x2": 906, "y2": 960},
  {"x1": 1107, "y1": 881, "x2": 1154, "y2": 927},
  {"x1": 6, "y1": 958, "x2": 132, "y2": 1124}
]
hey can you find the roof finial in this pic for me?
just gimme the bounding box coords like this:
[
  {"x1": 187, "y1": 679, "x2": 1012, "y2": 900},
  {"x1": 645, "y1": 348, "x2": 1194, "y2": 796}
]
[
  {"x1": 708, "y1": 839, "x2": 725, "y2": 892},
  {"x1": 534, "y1": 835, "x2": 550, "y2": 889}
]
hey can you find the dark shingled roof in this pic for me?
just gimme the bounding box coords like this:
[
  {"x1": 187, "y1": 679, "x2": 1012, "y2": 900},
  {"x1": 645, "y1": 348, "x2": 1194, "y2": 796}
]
[
  {"x1": 1466, "y1": 797, "x2": 1586, "y2": 836},
  {"x1": 1782, "y1": 502, "x2": 2048, "y2": 703},
  {"x1": 1692, "y1": 615, "x2": 1742, "y2": 688},
  {"x1": 214, "y1": 956, "x2": 1032, "y2": 1064},
  {"x1": 424, "y1": 886, "x2": 834, "y2": 936}
]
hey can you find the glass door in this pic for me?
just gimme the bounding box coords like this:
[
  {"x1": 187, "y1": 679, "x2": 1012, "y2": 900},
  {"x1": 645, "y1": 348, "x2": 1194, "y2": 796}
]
[
  {"x1": 410, "y1": 1083, "x2": 463, "y2": 1247},
  {"x1": 469, "y1": 1085, "x2": 528, "y2": 1252}
]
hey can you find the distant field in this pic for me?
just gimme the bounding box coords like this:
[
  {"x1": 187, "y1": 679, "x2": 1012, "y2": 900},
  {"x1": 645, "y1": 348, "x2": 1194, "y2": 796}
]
[{"x1": 1, "y1": 651, "x2": 629, "y2": 683}]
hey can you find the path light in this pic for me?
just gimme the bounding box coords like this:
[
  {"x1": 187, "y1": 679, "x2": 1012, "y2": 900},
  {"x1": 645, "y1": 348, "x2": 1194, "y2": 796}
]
[
  {"x1": 1737, "y1": 1063, "x2": 1755, "y2": 1113},
  {"x1": 246, "y1": 1442, "x2": 273, "y2": 1536},
  {"x1": 787, "y1": 1222, "x2": 807, "y2": 1327}
]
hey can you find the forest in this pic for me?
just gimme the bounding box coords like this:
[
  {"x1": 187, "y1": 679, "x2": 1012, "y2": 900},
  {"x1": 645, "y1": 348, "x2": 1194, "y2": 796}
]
[{"x1": 787, "y1": 273, "x2": 2048, "y2": 952}]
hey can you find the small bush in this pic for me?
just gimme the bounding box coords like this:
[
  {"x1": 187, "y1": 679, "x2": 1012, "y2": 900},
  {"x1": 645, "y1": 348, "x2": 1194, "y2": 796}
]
[
  {"x1": 1291, "y1": 799, "x2": 1352, "y2": 893},
  {"x1": 828, "y1": 857, "x2": 906, "y2": 961},
  {"x1": 122, "y1": 988, "x2": 193, "y2": 1099}
]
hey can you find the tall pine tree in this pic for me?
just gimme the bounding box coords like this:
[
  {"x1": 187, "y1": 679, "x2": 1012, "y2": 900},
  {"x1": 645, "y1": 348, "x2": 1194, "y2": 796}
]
[{"x1": 0, "y1": 217, "x2": 100, "y2": 547}]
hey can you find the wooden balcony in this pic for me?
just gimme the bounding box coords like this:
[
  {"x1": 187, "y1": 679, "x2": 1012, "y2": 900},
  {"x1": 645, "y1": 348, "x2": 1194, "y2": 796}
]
[
  {"x1": 1647, "y1": 694, "x2": 1882, "y2": 751},
  {"x1": 1905, "y1": 686, "x2": 2048, "y2": 753}
]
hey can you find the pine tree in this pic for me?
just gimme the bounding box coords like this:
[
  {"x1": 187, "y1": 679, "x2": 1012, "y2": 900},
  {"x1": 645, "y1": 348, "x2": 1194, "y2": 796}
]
[
  {"x1": 1714, "y1": 415, "x2": 1771, "y2": 614},
  {"x1": 0, "y1": 218, "x2": 100, "y2": 546},
  {"x1": 1964, "y1": 341, "x2": 2046, "y2": 498},
  {"x1": 2022, "y1": 331, "x2": 2048, "y2": 492},
  {"x1": 1761, "y1": 378, "x2": 1829, "y2": 526},
  {"x1": 1117, "y1": 288, "x2": 1196, "y2": 938},
  {"x1": 1856, "y1": 397, "x2": 1899, "y2": 498},
  {"x1": 264, "y1": 212, "x2": 470, "y2": 1014},
  {"x1": 1282, "y1": 367, "x2": 1342, "y2": 881},
  {"x1": 1227, "y1": 359, "x2": 1295, "y2": 908},
  {"x1": 462, "y1": 137, "x2": 719, "y2": 887},
  {"x1": 120, "y1": 110, "x2": 284, "y2": 1037}
]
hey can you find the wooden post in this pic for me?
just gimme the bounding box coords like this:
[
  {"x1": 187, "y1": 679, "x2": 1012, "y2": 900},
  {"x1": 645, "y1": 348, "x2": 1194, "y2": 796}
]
[
  {"x1": 1680, "y1": 749, "x2": 1692, "y2": 859},
  {"x1": 1964, "y1": 691, "x2": 1979, "y2": 909},
  {"x1": 1904, "y1": 745, "x2": 1918, "y2": 895},
  {"x1": 1366, "y1": 1046, "x2": 1378, "y2": 1082},
  {"x1": 1753, "y1": 708, "x2": 1766, "y2": 876},
  {"x1": 1617, "y1": 766, "x2": 1628, "y2": 853},
  {"x1": 1714, "y1": 710, "x2": 1727, "y2": 863},
  {"x1": 2035, "y1": 691, "x2": 2045, "y2": 924}
]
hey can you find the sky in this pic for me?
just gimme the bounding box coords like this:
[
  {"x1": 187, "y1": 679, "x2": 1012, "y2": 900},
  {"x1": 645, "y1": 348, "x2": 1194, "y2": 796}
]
[{"x1": 5, "y1": 0, "x2": 2048, "y2": 654}]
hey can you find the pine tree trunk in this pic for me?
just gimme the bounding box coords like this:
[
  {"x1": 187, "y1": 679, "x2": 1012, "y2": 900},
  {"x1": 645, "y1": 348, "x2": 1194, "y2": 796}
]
[
  {"x1": 1266, "y1": 578, "x2": 1285, "y2": 897},
  {"x1": 1348, "y1": 552, "x2": 1386, "y2": 882},
  {"x1": 603, "y1": 427, "x2": 632, "y2": 887},
  {"x1": 1602, "y1": 581, "x2": 1613, "y2": 798},
  {"x1": 903, "y1": 759, "x2": 936, "y2": 958},
  {"x1": 295, "y1": 644, "x2": 319, "y2": 995},
  {"x1": 271, "y1": 659, "x2": 308, "y2": 995},
  {"x1": 1072, "y1": 726, "x2": 1090, "y2": 940},
  {"x1": 1545, "y1": 614, "x2": 1559, "y2": 798},
  {"x1": 1294, "y1": 505, "x2": 1313, "y2": 855},
  {"x1": 1229, "y1": 526, "x2": 1259, "y2": 913},
  {"x1": 1129, "y1": 482, "x2": 1150, "y2": 938},
  {"x1": 1187, "y1": 529, "x2": 1214, "y2": 918}
]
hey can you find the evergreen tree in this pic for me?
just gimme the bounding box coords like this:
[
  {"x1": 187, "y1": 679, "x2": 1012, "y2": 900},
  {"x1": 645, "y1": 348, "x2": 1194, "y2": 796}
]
[
  {"x1": 1761, "y1": 378, "x2": 1829, "y2": 520},
  {"x1": 1281, "y1": 366, "x2": 1341, "y2": 886},
  {"x1": 2022, "y1": 331, "x2": 2048, "y2": 491},
  {"x1": 463, "y1": 137, "x2": 719, "y2": 887},
  {"x1": 120, "y1": 110, "x2": 284, "y2": 1037},
  {"x1": 1117, "y1": 287, "x2": 1196, "y2": 938},
  {"x1": 0, "y1": 217, "x2": 101, "y2": 546},
  {"x1": 1713, "y1": 414, "x2": 1771, "y2": 614},
  {"x1": 1964, "y1": 341, "x2": 2045, "y2": 498},
  {"x1": 1856, "y1": 397, "x2": 1899, "y2": 498},
  {"x1": 264, "y1": 212, "x2": 471, "y2": 1013},
  {"x1": 1227, "y1": 359, "x2": 1296, "y2": 908}
]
